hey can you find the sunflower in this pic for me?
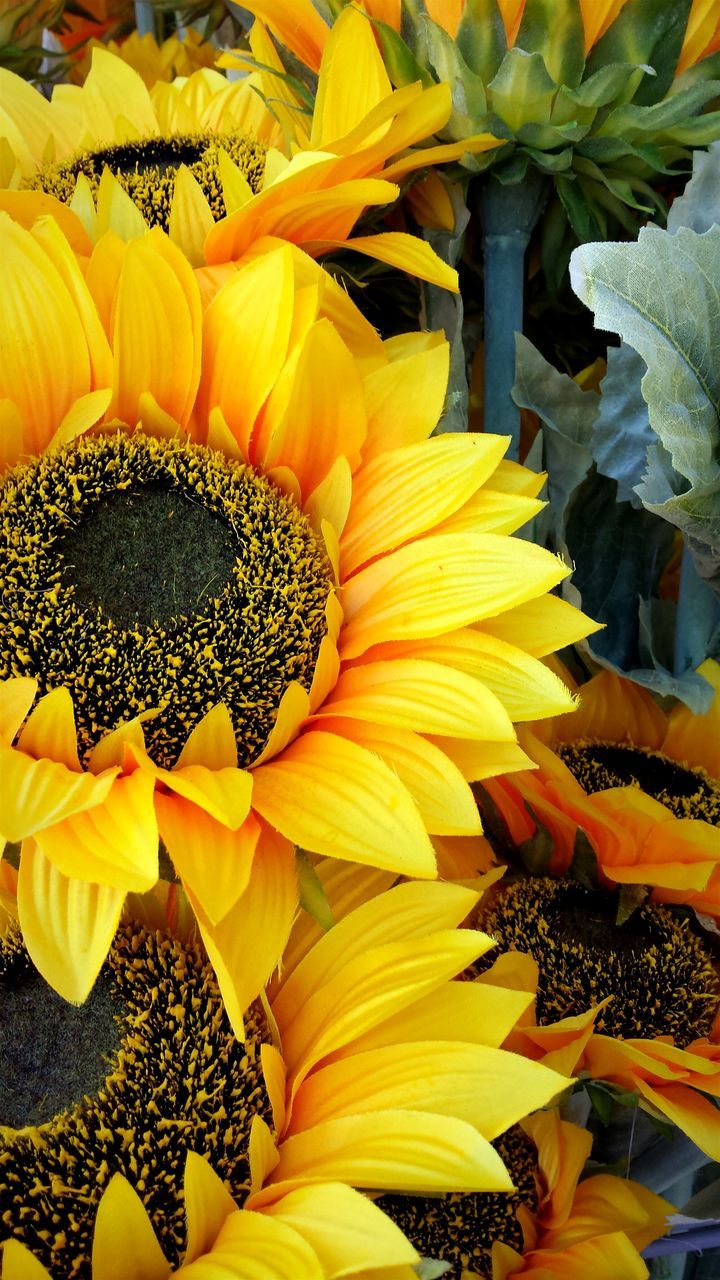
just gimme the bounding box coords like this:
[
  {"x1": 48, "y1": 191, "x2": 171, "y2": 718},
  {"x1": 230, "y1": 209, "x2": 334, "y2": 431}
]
[
  {"x1": 0, "y1": 878, "x2": 570, "y2": 1277},
  {"x1": 0, "y1": 212, "x2": 592, "y2": 1024},
  {"x1": 0, "y1": 5, "x2": 495, "y2": 282},
  {"x1": 471, "y1": 876, "x2": 720, "y2": 1163},
  {"x1": 482, "y1": 662, "x2": 720, "y2": 917},
  {"x1": 72, "y1": 28, "x2": 217, "y2": 87},
  {"x1": 378, "y1": 1108, "x2": 670, "y2": 1280}
]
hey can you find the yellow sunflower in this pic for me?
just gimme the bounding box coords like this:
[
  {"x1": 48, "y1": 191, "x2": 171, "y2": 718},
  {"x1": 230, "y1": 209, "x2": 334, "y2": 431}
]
[
  {"x1": 0, "y1": 878, "x2": 570, "y2": 1277},
  {"x1": 0, "y1": 5, "x2": 495, "y2": 281},
  {"x1": 482, "y1": 662, "x2": 720, "y2": 917},
  {"x1": 73, "y1": 28, "x2": 217, "y2": 87},
  {"x1": 0, "y1": 212, "x2": 593, "y2": 1025},
  {"x1": 378, "y1": 1108, "x2": 670, "y2": 1280},
  {"x1": 471, "y1": 877, "x2": 720, "y2": 1164}
]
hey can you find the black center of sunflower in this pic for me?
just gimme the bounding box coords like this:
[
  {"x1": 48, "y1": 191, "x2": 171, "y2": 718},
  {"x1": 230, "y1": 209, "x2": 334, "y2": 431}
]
[
  {"x1": 0, "y1": 431, "x2": 331, "y2": 767},
  {"x1": 30, "y1": 130, "x2": 267, "y2": 232},
  {"x1": 476, "y1": 877, "x2": 720, "y2": 1048},
  {"x1": 559, "y1": 741, "x2": 720, "y2": 826},
  {"x1": 0, "y1": 923, "x2": 273, "y2": 1278},
  {"x1": 378, "y1": 1127, "x2": 539, "y2": 1280},
  {"x1": 57, "y1": 485, "x2": 237, "y2": 630}
]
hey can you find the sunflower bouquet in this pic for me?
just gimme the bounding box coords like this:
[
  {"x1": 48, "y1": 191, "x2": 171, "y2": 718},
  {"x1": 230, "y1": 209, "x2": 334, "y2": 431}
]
[{"x1": 0, "y1": 1, "x2": 719, "y2": 1278}]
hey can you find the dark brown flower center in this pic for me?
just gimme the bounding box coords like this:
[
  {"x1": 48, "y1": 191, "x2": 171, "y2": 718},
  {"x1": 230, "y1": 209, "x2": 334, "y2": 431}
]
[{"x1": 559, "y1": 741, "x2": 720, "y2": 826}]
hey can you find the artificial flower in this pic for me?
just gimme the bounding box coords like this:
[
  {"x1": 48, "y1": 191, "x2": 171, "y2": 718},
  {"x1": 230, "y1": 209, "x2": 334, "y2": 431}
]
[
  {"x1": 379, "y1": 1107, "x2": 670, "y2": 1280},
  {"x1": 0, "y1": 5, "x2": 495, "y2": 282},
  {"x1": 0, "y1": 212, "x2": 591, "y2": 1025},
  {"x1": 0, "y1": 878, "x2": 570, "y2": 1276},
  {"x1": 473, "y1": 877, "x2": 720, "y2": 1162},
  {"x1": 482, "y1": 661, "x2": 720, "y2": 915},
  {"x1": 72, "y1": 27, "x2": 217, "y2": 86}
]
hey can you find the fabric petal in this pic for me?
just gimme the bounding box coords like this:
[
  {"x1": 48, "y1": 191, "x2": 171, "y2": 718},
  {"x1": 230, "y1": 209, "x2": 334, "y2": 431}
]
[
  {"x1": 156, "y1": 796, "x2": 259, "y2": 925},
  {"x1": 159, "y1": 764, "x2": 252, "y2": 829},
  {"x1": 333, "y1": 983, "x2": 534, "y2": 1057},
  {"x1": 341, "y1": 533, "x2": 569, "y2": 659},
  {"x1": 1, "y1": 1241, "x2": 53, "y2": 1280},
  {"x1": 184, "y1": 1153, "x2": 236, "y2": 1265},
  {"x1": 91, "y1": 1174, "x2": 169, "y2": 1280},
  {"x1": 361, "y1": 334, "x2": 449, "y2": 459},
  {"x1": 18, "y1": 839, "x2": 125, "y2": 1004},
  {"x1": 478, "y1": 593, "x2": 602, "y2": 658},
  {"x1": 0, "y1": 747, "x2": 115, "y2": 842},
  {"x1": 250, "y1": 729, "x2": 436, "y2": 876},
  {"x1": 259, "y1": 1182, "x2": 418, "y2": 1274},
  {"x1": 311, "y1": 5, "x2": 391, "y2": 147},
  {"x1": 187, "y1": 1208, "x2": 324, "y2": 1280},
  {"x1": 0, "y1": 676, "x2": 36, "y2": 743}
]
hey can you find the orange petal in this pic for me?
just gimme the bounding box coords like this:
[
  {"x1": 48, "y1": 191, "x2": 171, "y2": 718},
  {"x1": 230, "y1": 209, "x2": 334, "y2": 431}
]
[{"x1": 156, "y1": 794, "x2": 259, "y2": 925}]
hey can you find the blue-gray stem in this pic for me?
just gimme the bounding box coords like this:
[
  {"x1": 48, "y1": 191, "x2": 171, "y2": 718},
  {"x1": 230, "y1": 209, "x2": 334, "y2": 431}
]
[
  {"x1": 480, "y1": 170, "x2": 547, "y2": 458},
  {"x1": 673, "y1": 543, "x2": 720, "y2": 677},
  {"x1": 134, "y1": 2, "x2": 161, "y2": 37}
]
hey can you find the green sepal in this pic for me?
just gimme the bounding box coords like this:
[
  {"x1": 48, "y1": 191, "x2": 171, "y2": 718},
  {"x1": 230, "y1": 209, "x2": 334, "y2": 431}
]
[
  {"x1": 516, "y1": 802, "x2": 555, "y2": 877},
  {"x1": 567, "y1": 61, "x2": 647, "y2": 109},
  {"x1": 296, "y1": 850, "x2": 335, "y2": 932},
  {"x1": 596, "y1": 80, "x2": 720, "y2": 141},
  {"x1": 422, "y1": 19, "x2": 488, "y2": 135},
  {"x1": 415, "y1": 1260, "x2": 452, "y2": 1280},
  {"x1": 368, "y1": 15, "x2": 434, "y2": 89},
  {"x1": 616, "y1": 883, "x2": 650, "y2": 925},
  {"x1": 456, "y1": 0, "x2": 506, "y2": 82},
  {"x1": 568, "y1": 829, "x2": 601, "y2": 890},
  {"x1": 664, "y1": 113, "x2": 720, "y2": 146},
  {"x1": 515, "y1": 0, "x2": 585, "y2": 89},
  {"x1": 586, "y1": 0, "x2": 693, "y2": 105},
  {"x1": 488, "y1": 47, "x2": 557, "y2": 132},
  {"x1": 522, "y1": 143, "x2": 574, "y2": 172}
]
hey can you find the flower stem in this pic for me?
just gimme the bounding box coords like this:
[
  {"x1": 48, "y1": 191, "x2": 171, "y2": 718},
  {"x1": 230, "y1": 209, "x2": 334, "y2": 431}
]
[
  {"x1": 134, "y1": 1, "x2": 161, "y2": 38},
  {"x1": 480, "y1": 170, "x2": 547, "y2": 459}
]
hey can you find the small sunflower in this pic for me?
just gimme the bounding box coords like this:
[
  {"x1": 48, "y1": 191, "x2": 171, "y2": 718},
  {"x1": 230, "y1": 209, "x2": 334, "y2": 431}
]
[
  {"x1": 472, "y1": 876, "x2": 720, "y2": 1163},
  {"x1": 0, "y1": 5, "x2": 495, "y2": 281},
  {"x1": 72, "y1": 28, "x2": 217, "y2": 87},
  {"x1": 482, "y1": 662, "x2": 720, "y2": 917},
  {"x1": 0, "y1": 878, "x2": 570, "y2": 1277},
  {"x1": 378, "y1": 1108, "x2": 670, "y2": 1280},
  {"x1": 0, "y1": 213, "x2": 592, "y2": 1024}
]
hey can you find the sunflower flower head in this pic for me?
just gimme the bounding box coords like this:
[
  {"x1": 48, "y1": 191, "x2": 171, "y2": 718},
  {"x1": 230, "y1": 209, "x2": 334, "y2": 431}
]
[
  {"x1": 0, "y1": 210, "x2": 594, "y2": 1032},
  {"x1": 244, "y1": 0, "x2": 720, "y2": 250},
  {"x1": 0, "y1": 10, "x2": 478, "y2": 284},
  {"x1": 0, "y1": 877, "x2": 572, "y2": 1278}
]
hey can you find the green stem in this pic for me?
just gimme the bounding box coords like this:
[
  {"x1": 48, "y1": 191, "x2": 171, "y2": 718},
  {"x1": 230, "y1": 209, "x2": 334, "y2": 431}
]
[
  {"x1": 134, "y1": 2, "x2": 162, "y2": 38},
  {"x1": 480, "y1": 170, "x2": 547, "y2": 459}
]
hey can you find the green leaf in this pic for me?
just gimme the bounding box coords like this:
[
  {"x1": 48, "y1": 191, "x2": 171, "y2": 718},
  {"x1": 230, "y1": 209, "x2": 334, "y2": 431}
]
[
  {"x1": 296, "y1": 850, "x2": 334, "y2": 932},
  {"x1": 593, "y1": 343, "x2": 653, "y2": 506},
  {"x1": 422, "y1": 183, "x2": 470, "y2": 435},
  {"x1": 512, "y1": 333, "x2": 596, "y2": 542},
  {"x1": 585, "y1": 1081, "x2": 617, "y2": 1125},
  {"x1": 515, "y1": 0, "x2": 585, "y2": 89},
  {"x1": 456, "y1": 0, "x2": 506, "y2": 83},
  {"x1": 570, "y1": 223, "x2": 720, "y2": 556},
  {"x1": 415, "y1": 1260, "x2": 452, "y2": 1280},
  {"x1": 596, "y1": 81, "x2": 720, "y2": 140},
  {"x1": 586, "y1": 0, "x2": 693, "y2": 105},
  {"x1": 487, "y1": 47, "x2": 557, "y2": 133}
]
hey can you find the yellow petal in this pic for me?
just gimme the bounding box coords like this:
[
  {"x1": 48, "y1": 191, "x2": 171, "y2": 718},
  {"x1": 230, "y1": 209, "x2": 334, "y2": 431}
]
[
  {"x1": 241, "y1": 2, "x2": 328, "y2": 73},
  {"x1": 194, "y1": 1208, "x2": 324, "y2": 1280},
  {"x1": 30, "y1": 214, "x2": 112, "y2": 389},
  {"x1": 269, "y1": 1112, "x2": 514, "y2": 1195},
  {"x1": 92, "y1": 1174, "x2": 169, "y2": 1280},
  {"x1": 184, "y1": 1152, "x2": 236, "y2": 1265},
  {"x1": 82, "y1": 48, "x2": 159, "y2": 144},
  {"x1": 426, "y1": 736, "x2": 535, "y2": 782},
  {"x1": 53, "y1": 388, "x2": 113, "y2": 449},
  {"x1": 196, "y1": 246, "x2": 294, "y2": 455},
  {"x1": 324, "y1": 718, "x2": 480, "y2": 836},
  {"x1": 0, "y1": 676, "x2": 36, "y2": 743},
  {"x1": 333, "y1": 981, "x2": 533, "y2": 1056},
  {"x1": 260, "y1": 1182, "x2": 418, "y2": 1274},
  {"x1": 318, "y1": 659, "x2": 515, "y2": 741},
  {"x1": 168, "y1": 164, "x2": 214, "y2": 268},
  {"x1": 17, "y1": 839, "x2": 125, "y2": 1004},
  {"x1": 17, "y1": 686, "x2": 80, "y2": 771},
  {"x1": 1, "y1": 1241, "x2": 53, "y2": 1280},
  {"x1": 190, "y1": 824, "x2": 296, "y2": 1038},
  {"x1": 311, "y1": 5, "x2": 391, "y2": 148},
  {"x1": 176, "y1": 703, "x2": 238, "y2": 770},
  {"x1": 435, "y1": 487, "x2": 544, "y2": 537},
  {"x1": 478, "y1": 593, "x2": 602, "y2": 658},
  {"x1": 110, "y1": 229, "x2": 201, "y2": 428},
  {"x1": 0, "y1": 398, "x2": 24, "y2": 471},
  {"x1": 0, "y1": 213, "x2": 91, "y2": 454},
  {"x1": 159, "y1": 764, "x2": 252, "y2": 829},
  {"x1": 341, "y1": 434, "x2": 507, "y2": 575},
  {"x1": 252, "y1": 683, "x2": 310, "y2": 768},
  {"x1": 341, "y1": 533, "x2": 569, "y2": 659},
  {"x1": 361, "y1": 332, "x2": 449, "y2": 459},
  {"x1": 156, "y1": 796, "x2": 259, "y2": 925},
  {"x1": 386, "y1": 629, "x2": 577, "y2": 722},
  {"x1": 315, "y1": 231, "x2": 458, "y2": 291},
  {"x1": 256, "y1": 318, "x2": 367, "y2": 499},
  {"x1": 251, "y1": 729, "x2": 436, "y2": 877},
  {"x1": 273, "y1": 879, "x2": 479, "y2": 1026},
  {"x1": 290, "y1": 1042, "x2": 568, "y2": 1138},
  {"x1": 279, "y1": 930, "x2": 491, "y2": 1086},
  {"x1": 96, "y1": 167, "x2": 148, "y2": 241},
  {"x1": 35, "y1": 769, "x2": 159, "y2": 891},
  {"x1": 0, "y1": 747, "x2": 115, "y2": 842}
]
